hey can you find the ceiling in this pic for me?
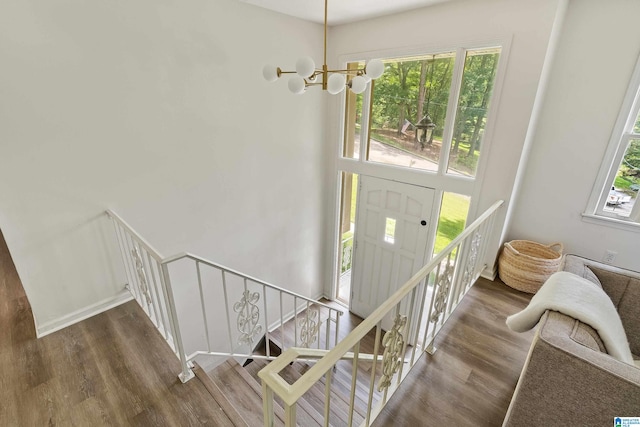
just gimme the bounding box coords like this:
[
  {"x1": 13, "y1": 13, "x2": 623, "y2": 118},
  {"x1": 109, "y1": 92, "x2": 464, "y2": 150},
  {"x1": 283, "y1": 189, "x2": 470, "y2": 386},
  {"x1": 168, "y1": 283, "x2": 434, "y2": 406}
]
[{"x1": 237, "y1": 0, "x2": 452, "y2": 25}]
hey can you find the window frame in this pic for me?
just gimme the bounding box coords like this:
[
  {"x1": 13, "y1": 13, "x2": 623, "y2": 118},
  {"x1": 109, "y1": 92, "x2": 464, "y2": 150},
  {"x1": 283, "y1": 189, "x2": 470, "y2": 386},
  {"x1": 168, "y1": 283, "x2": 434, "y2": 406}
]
[
  {"x1": 584, "y1": 54, "x2": 640, "y2": 230},
  {"x1": 338, "y1": 42, "x2": 506, "y2": 187}
]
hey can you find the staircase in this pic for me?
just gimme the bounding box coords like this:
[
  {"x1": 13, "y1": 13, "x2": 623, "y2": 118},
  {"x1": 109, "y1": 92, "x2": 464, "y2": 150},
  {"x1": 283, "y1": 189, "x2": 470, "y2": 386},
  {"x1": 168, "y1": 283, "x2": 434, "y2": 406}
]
[
  {"x1": 194, "y1": 306, "x2": 384, "y2": 427},
  {"x1": 106, "y1": 200, "x2": 506, "y2": 426}
]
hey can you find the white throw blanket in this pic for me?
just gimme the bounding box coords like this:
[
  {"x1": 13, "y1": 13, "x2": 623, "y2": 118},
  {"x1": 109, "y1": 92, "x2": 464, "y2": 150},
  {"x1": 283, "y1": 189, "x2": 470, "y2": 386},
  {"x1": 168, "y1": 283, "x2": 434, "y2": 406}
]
[{"x1": 507, "y1": 271, "x2": 634, "y2": 365}]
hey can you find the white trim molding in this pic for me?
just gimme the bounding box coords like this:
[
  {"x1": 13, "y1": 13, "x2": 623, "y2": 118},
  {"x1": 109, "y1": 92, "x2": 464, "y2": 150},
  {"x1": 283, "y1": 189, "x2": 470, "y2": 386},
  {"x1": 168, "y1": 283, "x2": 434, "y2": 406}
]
[
  {"x1": 36, "y1": 290, "x2": 133, "y2": 338},
  {"x1": 584, "y1": 53, "x2": 640, "y2": 227}
]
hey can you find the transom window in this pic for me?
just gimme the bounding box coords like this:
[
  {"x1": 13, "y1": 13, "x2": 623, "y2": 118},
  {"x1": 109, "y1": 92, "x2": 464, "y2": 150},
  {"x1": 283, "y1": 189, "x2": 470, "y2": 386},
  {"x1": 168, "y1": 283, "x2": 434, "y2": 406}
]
[{"x1": 342, "y1": 48, "x2": 501, "y2": 179}]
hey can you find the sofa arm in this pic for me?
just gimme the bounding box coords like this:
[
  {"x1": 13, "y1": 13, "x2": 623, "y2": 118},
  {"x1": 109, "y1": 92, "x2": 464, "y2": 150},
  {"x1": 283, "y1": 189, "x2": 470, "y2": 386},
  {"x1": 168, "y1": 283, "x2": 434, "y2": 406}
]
[{"x1": 504, "y1": 312, "x2": 640, "y2": 426}]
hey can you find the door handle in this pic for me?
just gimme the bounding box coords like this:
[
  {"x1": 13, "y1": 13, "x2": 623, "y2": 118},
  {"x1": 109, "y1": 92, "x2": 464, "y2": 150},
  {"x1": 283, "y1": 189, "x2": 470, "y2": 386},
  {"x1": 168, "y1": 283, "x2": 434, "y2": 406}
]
[{"x1": 421, "y1": 220, "x2": 427, "y2": 226}]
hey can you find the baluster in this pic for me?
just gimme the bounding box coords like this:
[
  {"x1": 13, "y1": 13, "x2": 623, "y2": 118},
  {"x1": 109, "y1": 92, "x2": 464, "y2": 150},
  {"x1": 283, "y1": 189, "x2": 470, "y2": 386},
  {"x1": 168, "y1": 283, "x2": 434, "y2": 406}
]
[
  {"x1": 365, "y1": 323, "x2": 382, "y2": 426},
  {"x1": 195, "y1": 261, "x2": 211, "y2": 353},
  {"x1": 410, "y1": 279, "x2": 428, "y2": 366},
  {"x1": 139, "y1": 247, "x2": 158, "y2": 325},
  {"x1": 111, "y1": 220, "x2": 132, "y2": 295},
  {"x1": 280, "y1": 292, "x2": 285, "y2": 350},
  {"x1": 325, "y1": 309, "x2": 331, "y2": 350},
  {"x1": 445, "y1": 246, "x2": 461, "y2": 317},
  {"x1": 423, "y1": 264, "x2": 440, "y2": 353},
  {"x1": 397, "y1": 287, "x2": 417, "y2": 382},
  {"x1": 263, "y1": 284, "x2": 270, "y2": 358},
  {"x1": 305, "y1": 300, "x2": 310, "y2": 348},
  {"x1": 335, "y1": 312, "x2": 341, "y2": 348},
  {"x1": 294, "y1": 297, "x2": 298, "y2": 347},
  {"x1": 222, "y1": 270, "x2": 234, "y2": 354},
  {"x1": 347, "y1": 341, "x2": 360, "y2": 427},
  {"x1": 148, "y1": 254, "x2": 169, "y2": 340},
  {"x1": 316, "y1": 311, "x2": 321, "y2": 350},
  {"x1": 117, "y1": 225, "x2": 138, "y2": 301},
  {"x1": 283, "y1": 403, "x2": 296, "y2": 427},
  {"x1": 127, "y1": 236, "x2": 143, "y2": 304},
  {"x1": 262, "y1": 382, "x2": 274, "y2": 427},
  {"x1": 159, "y1": 263, "x2": 193, "y2": 382},
  {"x1": 133, "y1": 241, "x2": 152, "y2": 314},
  {"x1": 323, "y1": 369, "x2": 332, "y2": 427}
]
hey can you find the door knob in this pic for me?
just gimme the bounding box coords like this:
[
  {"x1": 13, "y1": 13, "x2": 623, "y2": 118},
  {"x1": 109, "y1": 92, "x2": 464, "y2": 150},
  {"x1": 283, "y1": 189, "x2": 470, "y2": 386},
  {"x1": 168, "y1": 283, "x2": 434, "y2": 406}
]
[{"x1": 420, "y1": 220, "x2": 427, "y2": 226}]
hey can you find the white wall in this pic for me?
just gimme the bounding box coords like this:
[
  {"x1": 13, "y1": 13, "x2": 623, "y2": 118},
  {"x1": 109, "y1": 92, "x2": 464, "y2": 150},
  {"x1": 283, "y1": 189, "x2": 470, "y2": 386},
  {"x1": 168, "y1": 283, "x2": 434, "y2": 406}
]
[
  {"x1": 0, "y1": 0, "x2": 330, "y2": 332},
  {"x1": 324, "y1": 0, "x2": 564, "y2": 284},
  {"x1": 508, "y1": 0, "x2": 640, "y2": 272}
]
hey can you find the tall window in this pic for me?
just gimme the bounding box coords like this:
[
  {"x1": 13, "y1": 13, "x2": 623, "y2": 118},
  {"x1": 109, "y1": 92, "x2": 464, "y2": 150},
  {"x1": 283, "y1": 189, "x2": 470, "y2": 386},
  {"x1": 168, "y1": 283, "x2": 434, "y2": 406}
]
[
  {"x1": 586, "y1": 55, "x2": 640, "y2": 225},
  {"x1": 342, "y1": 47, "x2": 501, "y2": 179}
]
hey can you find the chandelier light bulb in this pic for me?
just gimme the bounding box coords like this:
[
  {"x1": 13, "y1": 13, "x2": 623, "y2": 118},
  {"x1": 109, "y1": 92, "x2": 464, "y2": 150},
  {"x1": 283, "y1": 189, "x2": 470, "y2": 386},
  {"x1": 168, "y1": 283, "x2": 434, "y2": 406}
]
[
  {"x1": 327, "y1": 73, "x2": 346, "y2": 95},
  {"x1": 296, "y1": 57, "x2": 316, "y2": 78},
  {"x1": 365, "y1": 59, "x2": 385, "y2": 80},
  {"x1": 349, "y1": 76, "x2": 367, "y2": 94},
  {"x1": 262, "y1": 64, "x2": 279, "y2": 82},
  {"x1": 288, "y1": 76, "x2": 306, "y2": 94}
]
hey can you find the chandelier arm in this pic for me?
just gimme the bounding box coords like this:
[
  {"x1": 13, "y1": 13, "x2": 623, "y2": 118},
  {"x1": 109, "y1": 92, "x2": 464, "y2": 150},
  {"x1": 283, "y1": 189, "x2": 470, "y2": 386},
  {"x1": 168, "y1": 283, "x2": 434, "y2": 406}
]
[{"x1": 326, "y1": 68, "x2": 366, "y2": 74}]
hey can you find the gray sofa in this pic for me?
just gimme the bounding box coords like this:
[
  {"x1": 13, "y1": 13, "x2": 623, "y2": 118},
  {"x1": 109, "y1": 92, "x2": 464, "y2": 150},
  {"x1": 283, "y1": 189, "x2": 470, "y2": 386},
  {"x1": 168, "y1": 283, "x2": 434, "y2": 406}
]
[{"x1": 503, "y1": 255, "x2": 640, "y2": 426}]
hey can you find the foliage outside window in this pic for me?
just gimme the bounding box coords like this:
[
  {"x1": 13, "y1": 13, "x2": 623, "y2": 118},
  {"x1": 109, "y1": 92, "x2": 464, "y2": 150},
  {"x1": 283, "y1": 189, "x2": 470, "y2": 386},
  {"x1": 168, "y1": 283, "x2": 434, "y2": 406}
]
[
  {"x1": 343, "y1": 48, "x2": 501, "y2": 178},
  {"x1": 588, "y1": 55, "x2": 640, "y2": 225}
]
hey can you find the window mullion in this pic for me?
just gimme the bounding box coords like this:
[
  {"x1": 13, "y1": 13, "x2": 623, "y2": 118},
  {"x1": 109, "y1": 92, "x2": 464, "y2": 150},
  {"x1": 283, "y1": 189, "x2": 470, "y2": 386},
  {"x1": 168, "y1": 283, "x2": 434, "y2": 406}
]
[
  {"x1": 360, "y1": 81, "x2": 373, "y2": 163},
  {"x1": 438, "y1": 48, "x2": 466, "y2": 176}
]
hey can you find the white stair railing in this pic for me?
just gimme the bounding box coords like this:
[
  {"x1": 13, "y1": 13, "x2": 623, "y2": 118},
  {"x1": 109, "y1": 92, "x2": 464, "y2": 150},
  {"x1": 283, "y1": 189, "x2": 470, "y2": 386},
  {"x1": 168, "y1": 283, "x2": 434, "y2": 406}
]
[
  {"x1": 106, "y1": 210, "x2": 343, "y2": 383},
  {"x1": 259, "y1": 200, "x2": 504, "y2": 427}
]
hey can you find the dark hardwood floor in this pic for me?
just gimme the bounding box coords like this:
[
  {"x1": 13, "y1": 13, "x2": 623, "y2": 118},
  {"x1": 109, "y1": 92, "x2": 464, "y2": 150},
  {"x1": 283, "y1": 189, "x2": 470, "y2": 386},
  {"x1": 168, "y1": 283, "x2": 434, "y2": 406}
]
[{"x1": 0, "y1": 230, "x2": 235, "y2": 426}]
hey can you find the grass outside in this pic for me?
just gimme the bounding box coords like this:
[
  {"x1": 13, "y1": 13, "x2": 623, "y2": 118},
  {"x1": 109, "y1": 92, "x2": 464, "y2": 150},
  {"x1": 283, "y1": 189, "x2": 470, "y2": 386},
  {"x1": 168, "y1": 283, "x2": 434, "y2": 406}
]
[
  {"x1": 434, "y1": 192, "x2": 471, "y2": 254},
  {"x1": 341, "y1": 176, "x2": 471, "y2": 261},
  {"x1": 615, "y1": 173, "x2": 639, "y2": 193}
]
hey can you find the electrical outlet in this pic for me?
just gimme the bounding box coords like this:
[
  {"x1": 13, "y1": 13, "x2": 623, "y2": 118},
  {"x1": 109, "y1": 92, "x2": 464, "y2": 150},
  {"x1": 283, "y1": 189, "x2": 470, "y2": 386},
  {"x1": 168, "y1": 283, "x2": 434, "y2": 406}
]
[{"x1": 603, "y1": 250, "x2": 617, "y2": 264}]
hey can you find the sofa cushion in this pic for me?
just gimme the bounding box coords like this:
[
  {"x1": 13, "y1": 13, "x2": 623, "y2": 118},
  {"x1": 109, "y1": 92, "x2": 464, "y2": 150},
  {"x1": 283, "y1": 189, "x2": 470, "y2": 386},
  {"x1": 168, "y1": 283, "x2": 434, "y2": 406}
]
[
  {"x1": 570, "y1": 320, "x2": 606, "y2": 353},
  {"x1": 590, "y1": 266, "x2": 640, "y2": 356},
  {"x1": 562, "y1": 255, "x2": 603, "y2": 287}
]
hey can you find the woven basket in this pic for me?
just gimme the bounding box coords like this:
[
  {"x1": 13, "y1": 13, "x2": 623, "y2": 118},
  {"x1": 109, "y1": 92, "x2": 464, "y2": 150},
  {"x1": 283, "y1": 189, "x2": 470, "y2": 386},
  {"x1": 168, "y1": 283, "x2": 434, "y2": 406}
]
[{"x1": 498, "y1": 240, "x2": 563, "y2": 293}]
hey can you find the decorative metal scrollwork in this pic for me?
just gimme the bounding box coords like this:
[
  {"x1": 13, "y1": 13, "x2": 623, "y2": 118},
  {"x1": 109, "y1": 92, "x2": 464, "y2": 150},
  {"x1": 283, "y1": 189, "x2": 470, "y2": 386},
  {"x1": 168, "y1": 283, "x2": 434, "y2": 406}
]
[
  {"x1": 431, "y1": 262, "x2": 454, "y2": 323},
  {"x1": 131, "y1": 248, "x2": 151, "y2": 305},
  {"x1": 233, "y1": 290, "x2": 263, "y2": 346},
  {"x1": 377, "y1": 314, "x2": 407, "y2": 392},
  {"x1": 298, "y1": 309, "x2": 319, "y2": 348},
  {"x1": 462, "y1": 231, "x2": 482, "y2": 289}
]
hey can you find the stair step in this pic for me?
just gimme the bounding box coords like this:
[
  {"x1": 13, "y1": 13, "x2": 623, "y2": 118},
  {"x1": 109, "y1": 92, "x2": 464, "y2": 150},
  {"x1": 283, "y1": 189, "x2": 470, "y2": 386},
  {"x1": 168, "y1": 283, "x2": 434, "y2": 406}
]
[
  {"x1": 207, "y1": 359, "x2": 282, "y2": 427},
  {"x1": 193, "y1": 363, "x2": 249, "y2": 427},
  {"x1": 247, "y1": 359, "x2": 324, "y2": 427},
  {"x1": 246, "y1": 359, "x2": 368, "y2": 427}
]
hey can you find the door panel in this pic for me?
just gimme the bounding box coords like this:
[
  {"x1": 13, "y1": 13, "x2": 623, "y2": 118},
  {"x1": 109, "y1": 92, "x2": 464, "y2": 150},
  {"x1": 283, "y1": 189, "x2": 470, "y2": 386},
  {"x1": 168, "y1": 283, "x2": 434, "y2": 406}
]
[{"x1": 350, "y1": 176, "x2": 434, "y2": 321}]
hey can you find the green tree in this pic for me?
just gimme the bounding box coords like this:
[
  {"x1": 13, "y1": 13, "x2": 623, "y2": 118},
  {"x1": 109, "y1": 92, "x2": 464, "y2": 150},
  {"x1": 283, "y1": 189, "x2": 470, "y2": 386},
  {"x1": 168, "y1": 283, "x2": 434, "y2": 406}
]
[
  {"x1": 622, "y1": 139, "x2": 640, "y2": 180},
  {"x1": 451, "y1": 52, "x2": 499, "y2": 160}
]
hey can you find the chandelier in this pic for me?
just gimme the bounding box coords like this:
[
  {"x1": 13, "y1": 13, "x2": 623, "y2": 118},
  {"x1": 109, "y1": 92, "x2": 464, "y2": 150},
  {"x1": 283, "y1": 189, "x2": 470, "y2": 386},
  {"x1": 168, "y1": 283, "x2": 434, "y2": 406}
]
[{"x1": 261, "y1": 0, "x2": 384, "y2": 95}]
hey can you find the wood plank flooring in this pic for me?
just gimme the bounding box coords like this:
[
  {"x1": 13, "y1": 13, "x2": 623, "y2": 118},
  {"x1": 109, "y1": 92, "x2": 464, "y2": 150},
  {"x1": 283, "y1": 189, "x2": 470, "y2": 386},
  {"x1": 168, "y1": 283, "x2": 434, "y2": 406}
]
[
  {"x1": 209, "y1": 277, "x2": 533, "y2": 427},
  {"x1": 0, "y1": 221, "x2": 535, "y2": 426},
  {"x1": 0, "y1": 230, "x2": 236, "y2": 426},
  {"x1": 372, "y1": 277, "x2": 534, "y2": 427}
]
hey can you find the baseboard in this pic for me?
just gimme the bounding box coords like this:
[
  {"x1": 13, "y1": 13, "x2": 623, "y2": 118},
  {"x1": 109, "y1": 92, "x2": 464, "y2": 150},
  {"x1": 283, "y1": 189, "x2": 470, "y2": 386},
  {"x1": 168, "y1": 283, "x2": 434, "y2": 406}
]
[
  {"x1": 481, "y1": 263, "x2": 498, "y2": 281},
  {"x1": 36, "y1": 290, "x2": 133, "y2": 338}
]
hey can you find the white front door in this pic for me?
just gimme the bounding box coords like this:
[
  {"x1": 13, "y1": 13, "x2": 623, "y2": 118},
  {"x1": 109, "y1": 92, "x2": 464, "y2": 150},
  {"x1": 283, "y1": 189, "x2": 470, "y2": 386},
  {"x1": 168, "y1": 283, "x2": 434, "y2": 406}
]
[{"x1": 350, "y1": 175, "x2": 435, "y2": 320}]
